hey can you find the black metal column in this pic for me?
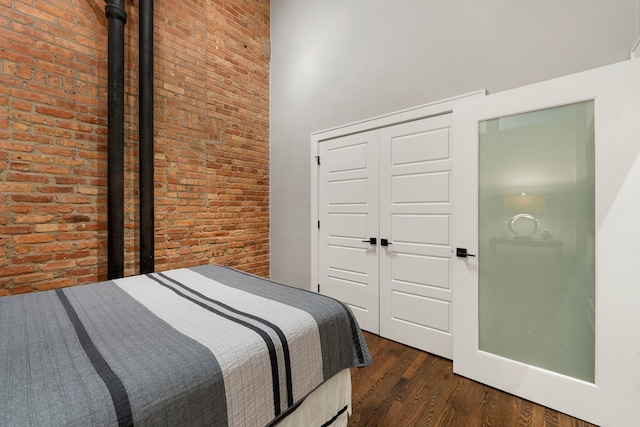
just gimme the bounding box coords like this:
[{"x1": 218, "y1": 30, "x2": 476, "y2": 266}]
[
  {"x1": 105, "y1": 0, "x2": 127, "y2": 279},
  {"x1": 139, "y1": 0, "x2": 154, "y2": 273}
]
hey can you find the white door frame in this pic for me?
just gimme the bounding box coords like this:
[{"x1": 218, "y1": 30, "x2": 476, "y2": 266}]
[
  {"x1": 311, "y1": 90, "x2": 486, "y2": 292},
  {"x1": 452, "y1": 58, "x2": 640, "y2": 426}
]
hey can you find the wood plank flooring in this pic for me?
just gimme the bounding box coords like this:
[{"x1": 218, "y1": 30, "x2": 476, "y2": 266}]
[{"x1": 349, "y1": 332, "x2": 597, "y2": 427}]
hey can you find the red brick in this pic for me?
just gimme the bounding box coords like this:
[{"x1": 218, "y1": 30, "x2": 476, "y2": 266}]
[
  {"x1": 13, "y1": 234, "x2": 54, "y2": 244},
  {"x1": 12, "y1": 285, "x2": 34, "y2": 295},
  {"x1": 0, "y1": 182, "x2": 34, "y2": 192},
  {"x1": 12, "y1": 254, "x2": 53, "y2": 264},
  {"x1": 38, "y1": 146, "x2": 76, "y2": 157},
  {"x1": 0, "y1": 140, "x2": 34, "y2": 152},
  {"x1": 34, "y1": 205, "x2": 75, "y2": 214},
  {"x1": 0, "y1": 225, "x2": 33, "y2": 235},
  {"x1": 40, "y1": 259, "x2": 77, "y2": 271},
  {"x1": 56, "y1": 232, "x2": 93, "y2": 241},
  {"x1": 10, "y1": 88, "x2": 53, "y2": 105},
  {"x1": 34, "y1": 224, "x2": 75, "y2": 232},
  {"x1": 37, "y1": 186, "x2": 75, "y2": 193},
  {"x1": 10, "y1": 153, "x2": 53, "y2": 164},
  {"x1": 35, "y1": 243, "x2": 74, "y2": 253},
  {"x1": 14, "y1": 214, "x2": 55, "y2": 224},
  {"x1": 12, "y1": 194, "x2": 54, "y2": 203},
  {"x1": 11, "y1": 205, "x2": 33, "y2": 214},
  {"x1": 35, "y1": 105, "x2": 75, "y2": 119},
  {"x1": 32, "y1": 164, "x2": 71, "y2": 175},
  {"x1": 55, "y1": 250, "x2": 91, "y2": 260},
  {"x1": 77, "y1": 257, "x2": 99, "y2": 267},
  {"x1": 10, "y1": 162, "x2": 31, "y2": 171},
  {"x1": 13, "y1": 272, "x2": 55, "y2": 284},
  {"x1": 75, "y1": 275, "x2": 99, "y2": 285},
  {"x1": 7, "y1": 172, "x2": 49, "y2": 183},
  {"x1": 0, "y1": 265, "x2": 35, "y2": 277},
  {"x1": 35, "y1": 278, "x2": 74, "y2": 291}
]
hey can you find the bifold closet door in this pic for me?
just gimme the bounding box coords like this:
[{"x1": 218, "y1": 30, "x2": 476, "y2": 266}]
[
  {"x1": 318, "y1": 130, "x2": 380, "y2": 333},
  {"x1": 379, "y1": 114, "x2": 454, "y2": 359}
]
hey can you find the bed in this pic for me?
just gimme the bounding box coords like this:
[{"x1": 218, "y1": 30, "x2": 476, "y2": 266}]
[{"x1": 0, "y1": 264, "x2": 371, "y2": 426}]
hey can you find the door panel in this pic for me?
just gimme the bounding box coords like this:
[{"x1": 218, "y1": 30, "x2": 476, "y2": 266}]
[
  {"x1": 452, "y1": 59, "x2": 640, "y2": 426},
  {"x1": 327, "y1": 213, "x2": 367, "y2": 237},
  {"x1": 318, "y1": 130, "x2": 379, "y2": 333},
  {"x1": 327, "y1": 142, "x2": 368, "y2": 172},
  {"x1": 392, "y1": 214, "x2": 449, "y2": 245},
  {"x1": 391, "y1": 291, "x2": 450, "y2": 332},
  {"x1": 392, "y1": 253, "x2": 450, "y2": 289},
  {"x1": 391, "y1": 172, "x2": 450, "y2": 203},
  {"x1": 391, "y1": 127, "x2": 449, "y2": 164},
  {"x1": 327, "y1": 245, "x2": 368, "y2": 273},
  {"x1": 323, "y1": 277, "x2": 367, "y2": 309},
  {"x1": 379, "y1": 114, "x2": 454, "y2": 358},
  {"x1": 327, "y1": 179, "x2": 368, "y2": 204}
]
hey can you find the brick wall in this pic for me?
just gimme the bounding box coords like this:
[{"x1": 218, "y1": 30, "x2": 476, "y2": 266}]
[{"x1": 0, "y1": 0, "x2": 270, "y2": 296}]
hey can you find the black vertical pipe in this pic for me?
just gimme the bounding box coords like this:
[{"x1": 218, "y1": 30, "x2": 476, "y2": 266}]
[
  {"x1": 139, "y1": 0, "x2": 154, "y2": 273},
  {"x1": 105, "y1": 0, "x2": 127, "y2": 279}
]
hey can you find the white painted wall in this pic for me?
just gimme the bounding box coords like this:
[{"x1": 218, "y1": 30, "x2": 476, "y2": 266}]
[{"x1": 270, "y1": 0, "x2": 640, "y2": 287}]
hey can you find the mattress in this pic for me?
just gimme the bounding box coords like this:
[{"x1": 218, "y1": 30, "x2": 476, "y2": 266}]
[{"x1": 0, "y1": 265, "x2": 371, "y2": 426}]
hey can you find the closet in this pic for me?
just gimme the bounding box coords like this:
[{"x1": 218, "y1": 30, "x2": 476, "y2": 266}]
[
  {"x1": 311, "y1": 59, "x2": 640, "y2": 425},
  {"x1": 315, "y1": 113, "x2": 454, "y2": 359}
]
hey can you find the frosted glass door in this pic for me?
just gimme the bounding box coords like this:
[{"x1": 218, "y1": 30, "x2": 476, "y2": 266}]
[
  {"x1": 478, "y1": 101, "x2": 595, "y2": 382},
  {"x1": 453, "y1": 59, "x2": 640, "y2": 426}
]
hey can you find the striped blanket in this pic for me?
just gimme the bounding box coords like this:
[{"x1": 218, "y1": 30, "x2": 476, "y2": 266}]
[{"x1": 0, "y1": 265, "x2": 371, "y2": 426}]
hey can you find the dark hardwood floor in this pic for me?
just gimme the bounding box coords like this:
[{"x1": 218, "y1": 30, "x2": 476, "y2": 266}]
[{"x1": 349, "y1": 332, "x2": 597, "y2": 427}]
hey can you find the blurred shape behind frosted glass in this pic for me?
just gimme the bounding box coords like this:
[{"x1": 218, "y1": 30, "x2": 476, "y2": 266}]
[{"x1": 478, "y1": 101, "x2": 595, "y2": 383}]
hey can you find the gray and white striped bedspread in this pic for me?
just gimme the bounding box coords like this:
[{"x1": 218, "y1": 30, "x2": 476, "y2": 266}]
[{"x1": 0, "y1": 265, "x2": 371, "y2": 426}]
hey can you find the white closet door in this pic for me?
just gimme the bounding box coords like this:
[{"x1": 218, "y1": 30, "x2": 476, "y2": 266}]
[
  {"x1": 379, "y1": 114, "x2": 454, "y2": 358},
  {"x1": 318, "y1": 130, "x2": 380, "y2": 333}
]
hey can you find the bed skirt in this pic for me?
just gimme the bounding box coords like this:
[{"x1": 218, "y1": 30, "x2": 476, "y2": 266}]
[{"x1": 274, "y1": 368, "x2": 352, "y2": 427}]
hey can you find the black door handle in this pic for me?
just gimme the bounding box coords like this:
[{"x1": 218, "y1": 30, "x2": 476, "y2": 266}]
[
  {"x1": 456, "y1": 248, "x2": 476, "y2": 258},
  {"x1": 381, "y1": 238, "x2": 392, "y2": 247},
  {"x1": 362, "y1": 237, "x2": 377, "y2": 245}
]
